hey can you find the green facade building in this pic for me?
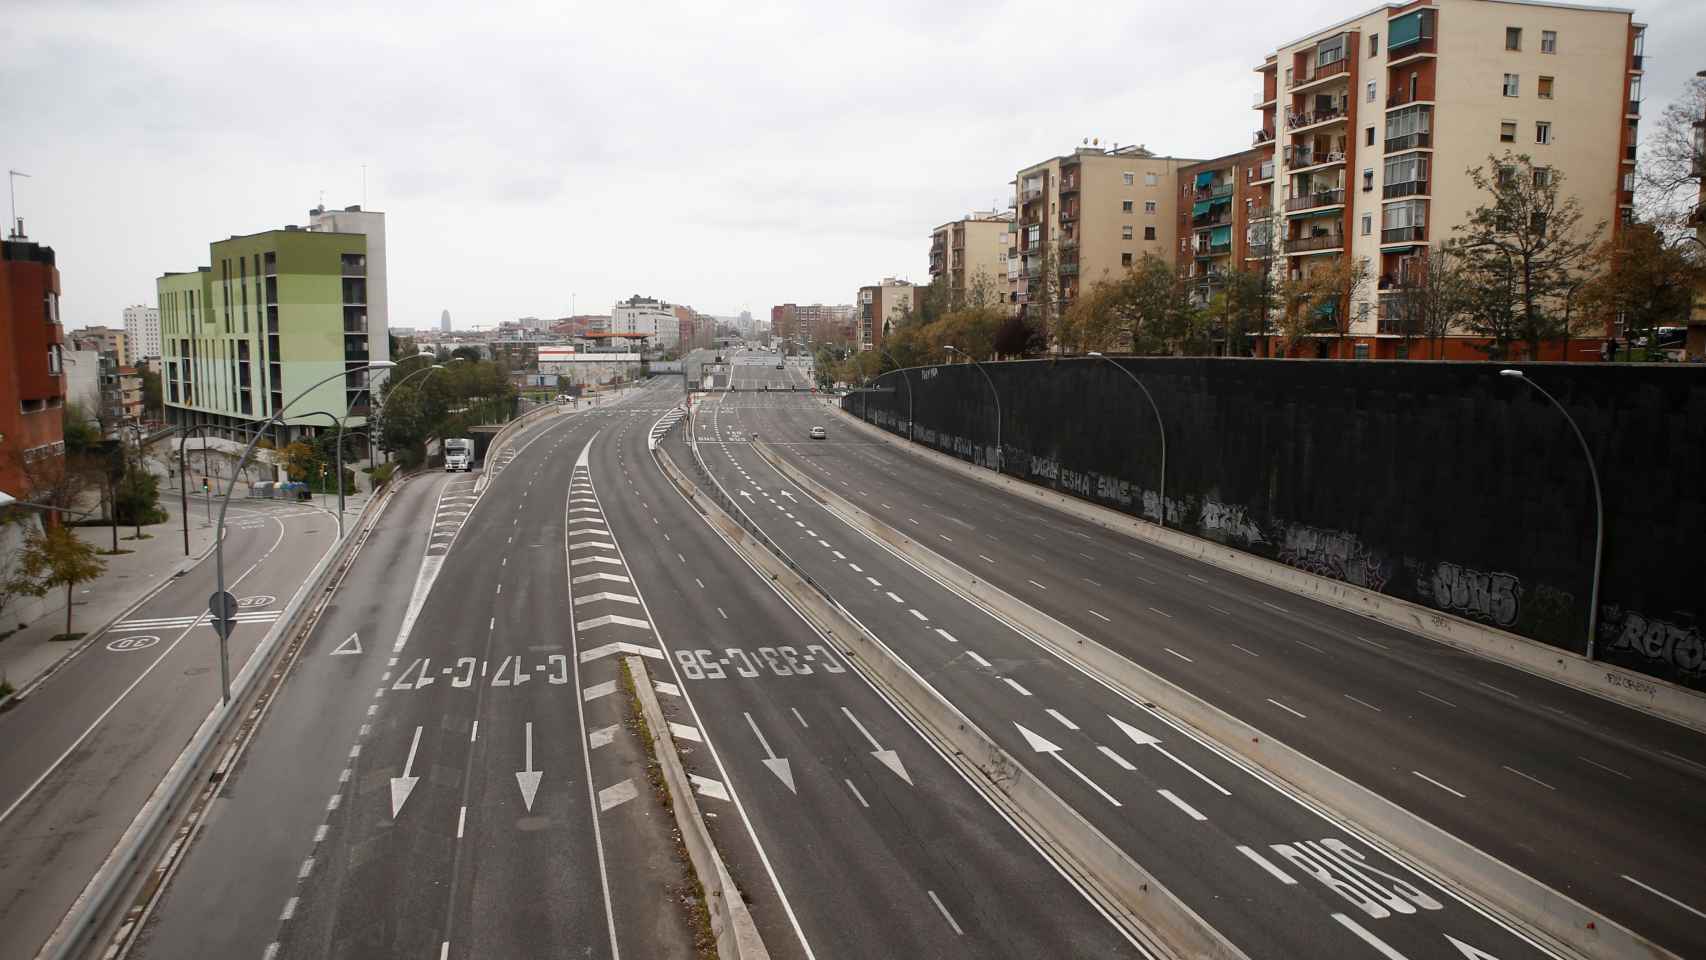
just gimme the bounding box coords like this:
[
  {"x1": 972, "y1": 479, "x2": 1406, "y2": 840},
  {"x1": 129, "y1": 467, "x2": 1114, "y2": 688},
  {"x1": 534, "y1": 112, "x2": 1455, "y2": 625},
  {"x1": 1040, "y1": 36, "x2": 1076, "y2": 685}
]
[{"x1": 158, "y1": 226, "x2": 378, "y2": 445}]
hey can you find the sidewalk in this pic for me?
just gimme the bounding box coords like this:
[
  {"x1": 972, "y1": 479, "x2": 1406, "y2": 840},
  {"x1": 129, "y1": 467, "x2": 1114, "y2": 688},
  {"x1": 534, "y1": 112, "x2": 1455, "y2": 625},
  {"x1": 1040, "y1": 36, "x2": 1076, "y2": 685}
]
[{"x1": 0, "y1": 483, "x2": 369, "y2": 701}]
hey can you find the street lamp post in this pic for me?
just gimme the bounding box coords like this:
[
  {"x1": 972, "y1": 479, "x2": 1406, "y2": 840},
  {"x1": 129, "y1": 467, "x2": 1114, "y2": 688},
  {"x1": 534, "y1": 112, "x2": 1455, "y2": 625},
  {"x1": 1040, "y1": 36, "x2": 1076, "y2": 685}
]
[
  {"x1": 209, "y1": 360, "x2": 395, "y2": 704},
  {"x1": 943, "y1": 345, "x2": 1001, "y2": 473},
  {"x1": 1089, "y1": 352, "x2": 1168, "y2": 528},
  {"x1": 1500, "y1": 369, "x2": 1604, "y2": 659},
  {"x1": 878, "y1": 349, "x2": 914, "y2": 442}
]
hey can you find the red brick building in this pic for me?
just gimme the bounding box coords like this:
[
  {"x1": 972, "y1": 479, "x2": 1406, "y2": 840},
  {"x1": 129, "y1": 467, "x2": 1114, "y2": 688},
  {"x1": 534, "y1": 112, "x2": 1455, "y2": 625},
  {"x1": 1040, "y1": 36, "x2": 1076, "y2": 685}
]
[{"x1": 0, "y1": 236, "x2": 67, "y2": 497}]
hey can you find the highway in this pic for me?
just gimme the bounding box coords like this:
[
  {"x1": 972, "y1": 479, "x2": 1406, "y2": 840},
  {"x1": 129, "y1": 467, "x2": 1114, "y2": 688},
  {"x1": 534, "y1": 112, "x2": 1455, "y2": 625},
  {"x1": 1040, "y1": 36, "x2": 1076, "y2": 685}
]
[
  {"x1": 688, "y1": 386, "x2": 1589, "y2": 960},
  {"x1": 0, "y1": 498, "x2": 337, "y2": 960},
  {"x1": 729, "y1": 387, "x2": 1706, "y2": 958}
]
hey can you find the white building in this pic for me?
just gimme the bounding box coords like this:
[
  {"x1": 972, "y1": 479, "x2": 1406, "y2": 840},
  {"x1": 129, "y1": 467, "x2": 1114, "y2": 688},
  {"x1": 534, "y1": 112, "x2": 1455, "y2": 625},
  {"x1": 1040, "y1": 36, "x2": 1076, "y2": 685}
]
[
  {"x1": 308, "y1": 203, "x2": 392, "y2": 380},
  {"x1": 122, "y1": 304, "x2": 160, "y2": 360},
  {"x1": 611, "y1": 295, "x2": 680, "y2": 350}
]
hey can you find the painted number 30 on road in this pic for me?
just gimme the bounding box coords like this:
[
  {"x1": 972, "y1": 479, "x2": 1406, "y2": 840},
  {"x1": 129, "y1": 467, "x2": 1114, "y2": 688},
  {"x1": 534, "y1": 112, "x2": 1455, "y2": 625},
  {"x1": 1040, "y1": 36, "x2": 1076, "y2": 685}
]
[{"x1": 674, "y1": 645, "x2": 844, "y2": 679}]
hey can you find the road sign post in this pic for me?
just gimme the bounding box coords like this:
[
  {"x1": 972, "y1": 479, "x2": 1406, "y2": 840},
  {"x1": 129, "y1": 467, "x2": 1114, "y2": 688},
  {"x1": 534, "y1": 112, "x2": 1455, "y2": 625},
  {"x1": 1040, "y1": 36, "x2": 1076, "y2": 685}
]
[{"x1": 207, "y1": 590, "x2": 238, "y2": 703}]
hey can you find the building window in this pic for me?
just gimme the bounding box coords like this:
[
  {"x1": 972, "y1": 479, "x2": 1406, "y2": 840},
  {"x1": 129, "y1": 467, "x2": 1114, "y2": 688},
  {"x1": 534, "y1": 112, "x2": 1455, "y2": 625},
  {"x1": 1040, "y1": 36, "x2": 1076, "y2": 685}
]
[
  {"x1": 1367, "y1": 81, "x2": 1376, "y2": 102},
  {"x1": 1122, "y1": 172, "x2": 1135, "y2": 186},
  {"x1": 1122, "y1": 200, "x2": 1134, "y2": 212},
  {"x1": 1144, "y1": 226, "x2": 1156, "y2": 240},
  {"x1": 1620, "y1": 207, "x2": 1634, "y2": 224},
  {"x1": 1365, "y1": 126, "x2": 1375, "y2": 146},
  {"x1": 1354, "y1": 342, "x2": 1371, "y2": 360},
  {"x1": 1122, "y1": 252, "x2": 1134, "y2": 266},
  {"x1": 1144, "y1": 200, "x2": 1157, "y2": 213},
  {"x1": 1370, "y1": 33, "x2": 1379, "y2": 57},
  {"x1": 1363, "y1": 168, "x2": 1374, "y2": 191},
  {"x1": 1122, "y1": 225, "x2": 1134, "y2": 240},
  {"x1": 1533, "y1": 166, "x2": 1552, "y2": 187},
  {"x1": 1541, "y1": 30, "x2": 1556, "y2": 53},
  {"x1": 1505, "y1": 27, "x2": 1521, "y2": 50},
  {"x1": 1361, "y1": 214, "x2": 1372, "y2": 236},
  {"x1": 1538, "y1": 76, "x2": 1554, "y2": 99},
  {"x1": 1500, "y1": 120, "x2": 1517, "y2": 142},
  {"x1": 1503, "y1": 74, "x2": 1519, "y2": 97},
  {"x1": 1145, "y1": 172, "x2": 1158, "y2": 186},
  {"x1": 1623, "y1": 170, "x2": 1636, "y2": 191},
  {"x1": 1535, "y1": 121, "x2": 1551, "y2": 145}
]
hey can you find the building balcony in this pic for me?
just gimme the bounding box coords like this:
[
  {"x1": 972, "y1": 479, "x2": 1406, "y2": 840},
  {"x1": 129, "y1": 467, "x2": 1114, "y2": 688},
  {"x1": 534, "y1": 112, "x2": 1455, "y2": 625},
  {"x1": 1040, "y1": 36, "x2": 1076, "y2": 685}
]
[
  {"x1": 1385, "y1": 131, "x2": 1432, "y2": 153},
  {"x1": 1194, "y1": 242, "x2": 1233, "y2": 257},
  {"x1": 1248, "y1": 161, "x2": 1275, "y2": 183},
  {"x1": 1625, "y1": 144, "x2": 1638, "y2": 163},
  {"x1": 1287, "y1": 107, "x2": 1347, "y2": 131},
  {"x1": 1246, "y1": 243, "x2": 1274, "y2": 259},
  {"x1": 1381, "y1": 225, "x2": 1427, "y2": 244},
  {"x1": 1387, "y1": 33, "x2": 1436, "y2": 64},
  {"x1": 1382, "y1": 179, "x2": 1428, "y2": 199},
  {"x1": 1059, "y1": 262, "x2": 1080, "y2": 276},
  {"x1": 1020, "y1": 186, "x2": 1043, "y2": 202},
  {"x1": 1290, "y1": 57, "x2": 1349, "y2": 91},
  {"x1": 1193, "y1": 210, "x2": 1234, "y2": 228},
  {"x1": 1288, "y1": 232, "x2": 1345, "y2": 253},
  {"x1": 1285, "y1": 188, "x2": 1345, "y2": 213},
  {"x1": 1249, "y1": 205, "x2": 1275, "y2": 220},
  {"x1": 1059, "y1": 236, "x2": 1079, "y2": 250},
  {"x1": 1288, "y1": 148, "x2": 1346, "y2": 172},
  {"x1": 1631, "y1": 54, "x2": 1644, "y2": 71},
  {"x1": 1386, "y1": 89, "x2": 1431, "y2": 109},
  {"x1": 1254, "y1": 128, "x2": 1275, "y2": 146},
  {"x1": 1059, "y1": 208, "x2": 1080, "y2": 224},
  {"x1": 1194, "y1": 184, "x2": 1235, "y2": 202},
  {"x1": 1059, "y1": 177, "x2": 1080, "y2": 194},
  {"x1": 1627, "y1": 99, "x2": 1641, "y2": 116}
]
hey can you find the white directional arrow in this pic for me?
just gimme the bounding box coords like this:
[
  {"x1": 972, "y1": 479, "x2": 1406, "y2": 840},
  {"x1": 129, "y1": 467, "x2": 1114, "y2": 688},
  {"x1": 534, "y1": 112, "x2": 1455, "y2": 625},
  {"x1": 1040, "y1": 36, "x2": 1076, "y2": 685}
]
[
  {"x1": 744, "y1": 712, "x2": 796, "y2": 793},
  {"x1": 738, "y1": 489, "x2": 754, "y2": 501},
  {"x1": 841, "y1": 707, "x2": 911, "y2": 784},
  {"x1": 779, "y1": 489, "x2": 798, "y2": 502},
  {"x1": 516, "y1": 721, "x2": 542, "y2": 812},
  {"x1": 390, "y1": 726, "x2": 423, "y2": 818},
  {"x1": 1015, "y1": 722, "x2": 1122, "y2": 806},
  {"x1": 1107, "y1": 715, "x2": 1229, "y2": 796}
]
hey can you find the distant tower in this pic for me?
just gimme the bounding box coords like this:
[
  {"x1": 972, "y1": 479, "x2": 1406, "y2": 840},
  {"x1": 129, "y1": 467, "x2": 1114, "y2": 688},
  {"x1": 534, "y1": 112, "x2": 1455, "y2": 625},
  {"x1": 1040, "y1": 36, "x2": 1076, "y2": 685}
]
[{"x1": 441, "y1": 309, "x2": 451, "y2": 333}]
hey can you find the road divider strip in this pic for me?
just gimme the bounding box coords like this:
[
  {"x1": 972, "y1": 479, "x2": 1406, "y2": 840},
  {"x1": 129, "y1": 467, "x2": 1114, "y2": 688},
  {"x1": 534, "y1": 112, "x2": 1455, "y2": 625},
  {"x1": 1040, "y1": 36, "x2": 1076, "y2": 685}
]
[
  {"x1": 753, "y1": 432, "x2": 1675, "y2": 960},
  {"x1": 825, "y1": 401, "x2": 1706, "y2": 734},
  {"x1": 652, "y1": 440, "x2": 1235, "y2": 960}
]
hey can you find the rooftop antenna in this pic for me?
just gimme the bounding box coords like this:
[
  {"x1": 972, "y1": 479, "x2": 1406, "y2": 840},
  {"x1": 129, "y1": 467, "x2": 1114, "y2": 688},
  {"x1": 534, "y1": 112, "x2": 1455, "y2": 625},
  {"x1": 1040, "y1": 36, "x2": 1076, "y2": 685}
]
[
  {"x1": 7, "y1": 169, "x2": 30, "y2": 240},
  {"x1": 361, "y1": 164, "x2": 367, "y2": 208}
]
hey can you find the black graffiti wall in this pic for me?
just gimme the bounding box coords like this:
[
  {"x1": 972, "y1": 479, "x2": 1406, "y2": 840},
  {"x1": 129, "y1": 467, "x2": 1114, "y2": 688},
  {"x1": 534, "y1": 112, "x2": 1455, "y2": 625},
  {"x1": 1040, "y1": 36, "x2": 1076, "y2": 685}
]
[{"x1": 844, "y1": 358, "x2": 1706, "y2": 691}]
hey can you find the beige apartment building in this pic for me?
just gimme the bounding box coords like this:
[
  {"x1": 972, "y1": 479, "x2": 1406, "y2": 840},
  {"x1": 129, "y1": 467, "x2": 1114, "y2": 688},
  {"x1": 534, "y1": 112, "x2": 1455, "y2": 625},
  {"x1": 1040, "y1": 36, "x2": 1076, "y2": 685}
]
[
  {"x1": 68, "y1": 324, "x2": 130, "y2": 366},
  {"x1": 857, "y1": 279, "x2": 915, "y2": 353},
  {"x1": 1010, "y1": 144, "x2": 1195, "y2": 330},
  {"x1": 1254, "y1": 0, "x2": 1641, "y2": 359},
  {"x1": 929, "y1": 211, "x2": 1014, "y2": 309}
]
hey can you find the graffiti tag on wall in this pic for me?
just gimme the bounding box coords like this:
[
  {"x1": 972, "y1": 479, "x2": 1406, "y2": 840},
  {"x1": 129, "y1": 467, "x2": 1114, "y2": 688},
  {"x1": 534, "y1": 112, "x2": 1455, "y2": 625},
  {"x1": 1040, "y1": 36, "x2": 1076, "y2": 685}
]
[
  {"x1": 1278, "y1": 524, "x2": 1390, "y2": 591},
  {"x1": 1422, "y1": 563, "x2": 1523, "y2": 628},
  {"x1": 1200, "y1": 499, "x2": 1266, "y2": 546},
  {"x1": 1599, "y1": 607, "x2": 1704, "y2": 678}
]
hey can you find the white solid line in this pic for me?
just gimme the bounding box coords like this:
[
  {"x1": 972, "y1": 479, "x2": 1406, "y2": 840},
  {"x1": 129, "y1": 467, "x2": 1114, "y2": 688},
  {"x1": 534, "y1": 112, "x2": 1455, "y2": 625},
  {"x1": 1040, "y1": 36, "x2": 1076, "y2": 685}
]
[
  {"x1": 1267, "y1": 697, "x2": 1307, "y2": 719},
  {"x1": 1412, "y1": 770, "x2": 1467, "y2": 798},
  {"x1": 1157, "y1": 789, "x2": 1207, "y2": 821},
  {"x1": 1332, "y1": 912, "x2": 1407, "y2": 960},
  {"x1": 1149, "y1": 606, "x2": 1172, "y2": 619},
  {"x1": 964, "y1": 650, "x2": 991, "y2": 668},
  {"x1": 1577, "y1": 755, "x2": 1631, "y2": 780},
  {"x1": 1230, "y1": 643, "x2": 1261, "y2": 658},
  {"x1": 1236, "y1": 844, "x2": 1297, "y2": 885},
  {"x1": 1478, "y1": 680, "x2": 1520, "y2": 699},
  {"x1": 1621, "y1": 875, "x2": 1706, "y2": 921},
  {"x1": 1163, "y1": 647, "x2": 1193, "y2": 663},
  {"x1": 1343, "y1": 694, "x2": 1382, "y2": 712},
  {"x1": 1416, "y1": 689, "x2": 1457, "y2": 708},
  {"x1": 1002, "y1": 677, "x2": 1032, "y2": 696},
  {"x1": 1261, "y1": 600, "x2": 1289, "y2": 613},
  {"x1": 1027, "y1": 579, "x2": 1046, "y2": 590},
  {"x1": 458, "y1": 805, "x2": 466, "y2": 838},
  {"x1": 844, "y1": 779, "x2": 870, "y2": 808},
  {"x1": 1098, "y1": 745, "x2": 1136, "y2": 770},
  {"x1": 440, "y1": 942, "x2": 450, "y2": 960},
  {"x1": 927, "y1": 891, "x2": 965, "y2": 936},
  {"x1": 1089, "y1": 609, "x2": 1111, "y2": 622},
  {"x1": 1502, "y1": 764, "x2": 1556, "y2": 791}
]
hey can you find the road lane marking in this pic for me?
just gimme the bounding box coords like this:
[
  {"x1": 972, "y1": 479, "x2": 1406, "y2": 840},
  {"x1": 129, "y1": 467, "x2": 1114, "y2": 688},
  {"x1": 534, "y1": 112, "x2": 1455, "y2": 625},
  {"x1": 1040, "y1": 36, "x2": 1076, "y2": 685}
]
[
  {"x1": 1098, "y1": 745, "x2": 1135, "y2": 770},
  {"x1": 927, "y1": 891, "x2": 964, "y2": 936},
  {"x1": 1046, "y1": 708, "x2": 1079, "y2": 730},
  {"x1": 1412, "y1": 770, "x2": 1466, "y2": 798},
  {"x1": 885, "y1": 591, "x2": 904, "y2": 603},
  {"x1": 1416, "y1": 689, "x2": 1457, "y2": 708},
  {"x1": 598, "y1": 779, "x2": 637, "y2": 812},
  {"x1": 1088, "y1": 609, "x2": 1111, "y2": 622},
  {"x1": 1332, "y1": 913, "x2": 1407, "y2": 960},
  {"x1": 457, "y1": 805, "x2": 466, "y2": 838},
  {"x1": 1135, "y1": 575, "x2": 1156, "y2": 585},
  {"x1": 1237, "y1": 844, "x2": 1297, "y2": 884},
  {"x1": 470, "y1": 721, "x2": 478, "y2": 742},
  {"x1": 1002, "y1": 677, "x2": 1033, "y2": 696},
  {"x1": 1163, "y1": 648, "x2": 1193, "y2": 663},
  {"x1": 1621, "y1": 875, "x2": 1706, "y2": 921},
  {"x1": 1501, "y1": 765, "x2": 1556, "y2": 791},
  {"x1": 1292, "y1": 639, "x2": 1325, "y2": 654},
  {"x1": 1478, "y1": 681, "x2": 1521, "y2": 700},
  {"x1": 589, "y1": 725, "x2": 617, "y2": 749},
  {"x1": 280, "y1": 897, "x2": 298, "y2": 921},
  {"x1": 1343, "y1": 694, "x2": 1382, "y2": 712},
  {"x1": 1230, "y1": 643, "x2": 1260, "y2": 657},
  {"x1": 583, "y1": 680, "x2": 618, "y2": 701},
  {"x1": 908, "y1": 608, "x2": 928, "y2": 621},
  {"x1": 933, "y1": 628, "x2": 958, "y2": 643},
  {"x1": 1149, "y1": 606, "x2": 1172, "y2": 619},
  {"x1": 1027, "y1": 579, "x2": 1047, "y2": 590},
  {"x1": 978, "y1": 554, "x2": 995, "y2": 564},
  {"x1": 791, "y1": 708, "x2": 809, "y2": 728},
  {"x1": 1351, "y1": 634, "x2": 1390, "y2": 650},
  {"x1": 1267, "y1": 697, "x2": 1307, "y2": 719},
  {"x1": 844, "y1": 779, "x2": 870, "y2": 808},
  {"x1": 690, "y1": 774, "x2": 730, "y2": 801},
  {"x1": 1576, "y1": 755, "x2": 1631, "y2": 780},
  {"x1": 1261, "y1": 601, "x2": 1289, "y2": 614},
  {"x1": 1157, "y1": 789, "x2": 1207, "y2": 821},
  {"x1": 1186, "y1": 573, "x2": 1207, "y2": 583}
]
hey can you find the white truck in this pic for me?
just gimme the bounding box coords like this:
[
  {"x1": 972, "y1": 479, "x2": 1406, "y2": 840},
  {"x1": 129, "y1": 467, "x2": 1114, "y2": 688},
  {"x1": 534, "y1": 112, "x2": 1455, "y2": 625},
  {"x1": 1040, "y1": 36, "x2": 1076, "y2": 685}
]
[{"x1": 444, "y1": 437, "x2": 475, "y2": 472}]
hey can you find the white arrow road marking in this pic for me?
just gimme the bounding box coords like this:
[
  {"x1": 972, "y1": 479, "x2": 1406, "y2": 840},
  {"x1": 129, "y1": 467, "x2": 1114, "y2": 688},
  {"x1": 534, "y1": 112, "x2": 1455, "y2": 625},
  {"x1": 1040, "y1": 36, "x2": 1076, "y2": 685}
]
[
  {"x1": 1108, "y1": 715, "x2": 1230, "y2": 796},
  {"x1": 569, "y1": 541, "x2": 618, "y2": 551},
  {"x1": 576, "y1": 614, "x2": 651, "y2": 632},
  {"x1": 1444, "y1": 935, "x2": 1511, "y2": 959},
  {"x1": 331, "y1": 632, "x2": 362, "y2": 656},
  {"x1": 390, "y1": 726, "x2": 423, "y2": 818},
  {"x1": 738, "y1": 489, "x2": 754, "y2": 500},
  {"x1": 572, "y1": 592, "x2": 641, "y2": 606},
  {"x1": 744, "y1": 712, "x2": 796, "y2": 793},
  {"x1": 1015, "y1": 723, "x2": 1121, "y2": 806},
  {"x1": 570, "y1": 556, "x2": 623, "y2": 568},
  {"x1": 779, "y1": 489, "x2": 797, "y2": 501},
  {"x1": 516, "y1": 722, "x2": 542, "y2": 811},
  {"x1": 572, "y1": 572, "x2": 631, "y2": 585},
  {"x1": 841, "y1": 707, "x2": 911, "y2": 784},
  {"x1": 578, "y1": 641, "x2": 664, "y2": 663},
  {"x1": 568, "y1": 528, "x2": 612, "y2": 538}
]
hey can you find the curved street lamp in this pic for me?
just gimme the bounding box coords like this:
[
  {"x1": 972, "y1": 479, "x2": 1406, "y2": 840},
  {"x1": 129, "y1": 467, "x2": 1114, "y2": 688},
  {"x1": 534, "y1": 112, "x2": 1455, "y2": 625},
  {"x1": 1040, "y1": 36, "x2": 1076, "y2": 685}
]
[
  {"x1": 1500, "y1": 369, "x2": 1604, "y2": 660},
  {"x1": 353, "y1": 353, "x2": 457, "y2": 472},
  {"x1": 209, "y1": 360, "x2": 395, "y2": 703},
  {"x1": 878, "y1": 348, "x2": 915, "y2": 443},
  {"x1": 943, "y1": 345, "x2": 1001, "y2": 472},
  {"x1": 1088, "y1": 351, "x2": 1168, "y2": 528}
]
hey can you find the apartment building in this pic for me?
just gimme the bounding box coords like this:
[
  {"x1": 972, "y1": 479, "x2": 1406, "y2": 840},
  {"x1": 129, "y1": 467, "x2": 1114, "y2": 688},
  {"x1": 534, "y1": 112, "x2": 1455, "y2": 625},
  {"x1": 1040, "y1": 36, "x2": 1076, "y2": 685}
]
[
  {"x1": 1255, "y1": 0, "x2": 1641, "y2": 359},
  {"x1": 612, "y1": 295, "x2": 679, "y2": 350},
  {"x1": 1175, "y1": 148, "x2": 1273, "y2": 310},
  {"x1": 0, "y1": 236, "x2": 66, "y2": 497},
  {"x1": 68, "y1": 325, "x2": 129, "y2": 366},
  {"x1": 122, "y1": 304, "x2": 161, "y2": 360},
  {"x1": 857, "y1": 279, "x2": 914, "y2": 353},
  {"x1": 158, "y1": 223, "x2": 377, "y2": 444},
  {"x1": 1010, "y1": 144, "x2": 1195, "y2": 328},
  {"x1": 929, "y1": 211, "x2": 1014, "y2": 309}
]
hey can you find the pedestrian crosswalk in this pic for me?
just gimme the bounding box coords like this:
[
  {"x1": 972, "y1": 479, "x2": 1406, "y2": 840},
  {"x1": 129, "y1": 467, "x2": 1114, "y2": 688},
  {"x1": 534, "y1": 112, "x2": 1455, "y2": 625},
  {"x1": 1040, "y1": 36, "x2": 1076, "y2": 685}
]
[{"x1": 111, "y1": 609, "x2": 283, "y2": 632}]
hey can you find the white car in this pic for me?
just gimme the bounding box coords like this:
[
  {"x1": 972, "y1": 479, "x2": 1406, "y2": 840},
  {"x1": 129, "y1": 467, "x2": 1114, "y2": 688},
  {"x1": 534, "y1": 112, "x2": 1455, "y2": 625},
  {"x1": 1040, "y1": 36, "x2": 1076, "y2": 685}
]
[{"x1": 809, "y1": 426, "x2": 827, "y2": 440}]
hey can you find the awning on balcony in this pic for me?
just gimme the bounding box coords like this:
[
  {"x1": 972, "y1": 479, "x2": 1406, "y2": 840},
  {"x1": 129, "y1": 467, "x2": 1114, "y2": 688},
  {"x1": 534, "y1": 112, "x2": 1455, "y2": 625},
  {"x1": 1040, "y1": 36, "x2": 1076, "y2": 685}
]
[
  {"x1": 1210, "y1": 225, "x2": 1233, "y2": 245},
  {"x1": 1390, "y1": 10, "x2": 1425, "y2": 48},
  {"x1": 1192, "y1": 199, "x2": 1212, "y2": 216},
  {"x1": 1312, "y1": 301, "x2": 1338, "y2": 319},
  {"x1": 1382, "y1": 244, "x2": 1421, "y2": 254},
  {"x1": 1211, "y1": 195, "x2": 1232, "y2": 209},
  {"x1": 1195, "y1": 170, "x2": 1218, "y2": 188}
]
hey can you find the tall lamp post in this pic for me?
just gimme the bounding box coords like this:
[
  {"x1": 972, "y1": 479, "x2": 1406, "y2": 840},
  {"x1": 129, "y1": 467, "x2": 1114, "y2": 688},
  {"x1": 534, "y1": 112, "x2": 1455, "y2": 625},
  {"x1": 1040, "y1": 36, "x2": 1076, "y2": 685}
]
[
  {"x1": 1500, "y1": 369, "x2": 1604, "y2": 660},
  {"x1": 1088, "y1": 351, "x2": 1168, "y2": 528},
  {"x1": 878, "y1": 349, "x2": 914, "y2": 443},
  {"x1": 209, "y1": 361, "x2": 395, "y2": 704},
  {"x1": 943, "y1": 345, "x2": 1001, "y2": 472}
]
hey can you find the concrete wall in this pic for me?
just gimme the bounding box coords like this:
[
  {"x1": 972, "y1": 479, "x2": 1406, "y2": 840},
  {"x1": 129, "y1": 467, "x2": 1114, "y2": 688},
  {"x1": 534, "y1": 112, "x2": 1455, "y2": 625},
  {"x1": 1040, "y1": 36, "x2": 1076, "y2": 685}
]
[{"x1": 847, "y1": 357, "x2": 1706, "y2": 690}]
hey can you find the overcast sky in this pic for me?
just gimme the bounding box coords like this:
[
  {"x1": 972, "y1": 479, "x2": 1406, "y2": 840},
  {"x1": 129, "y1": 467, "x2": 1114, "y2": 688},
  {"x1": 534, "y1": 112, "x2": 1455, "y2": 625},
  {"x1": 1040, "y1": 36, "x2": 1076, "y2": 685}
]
[{"x1": 7, "y1": 0, "x2": 1702, "y2": 331}]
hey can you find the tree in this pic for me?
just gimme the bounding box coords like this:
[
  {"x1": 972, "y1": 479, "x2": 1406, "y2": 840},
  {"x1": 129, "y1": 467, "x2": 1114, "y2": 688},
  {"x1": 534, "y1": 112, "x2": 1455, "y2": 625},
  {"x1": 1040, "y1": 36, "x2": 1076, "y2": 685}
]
[
  {"x1": 279, "y1": 441, "x2": 321, "y2": 483},
  {"x1": 0, "y1": 512, "x2": 45, "y2": 628},
  {"x1": 1205, "y1": 266, "x2": 1275, "y2": 357},
  {"x1": 19, "y1": 523, "x2": 105, "y2": 640},
  {"x1": 1384, "y1": 243, "x2": 1474, "y2": 359},
  {"x1": 1635, "y1": 73, "x2": 1705, "y2": 231},
  {"x1": 1062, "y1": 254, "x2": 1199, "y2": 355},
  {"x1": 113, "y1": 467, "x2": 164, "y2": 534},
  {"x1": 140, "y1": 367, "x2": 163, "y2": 422},
  {"x1": 1576, "y1": 222, "x2": 1706, "y2": 352},
  {"x1": 992, "y1": 313, "x2": 1044, "y2": 358},
  {"x1": 450, "y1": 345, "x2": 483, "y2": 364},
  {"x1": 1454, "y1": 152, "x2": 1603, "y2": 359}
]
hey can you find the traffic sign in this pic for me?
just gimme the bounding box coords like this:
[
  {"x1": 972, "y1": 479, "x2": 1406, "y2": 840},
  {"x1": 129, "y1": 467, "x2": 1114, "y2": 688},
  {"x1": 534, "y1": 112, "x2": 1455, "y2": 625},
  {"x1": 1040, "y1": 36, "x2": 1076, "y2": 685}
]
[{"x1": 208, "y1": 590, "x2": 239, "y2": 639}]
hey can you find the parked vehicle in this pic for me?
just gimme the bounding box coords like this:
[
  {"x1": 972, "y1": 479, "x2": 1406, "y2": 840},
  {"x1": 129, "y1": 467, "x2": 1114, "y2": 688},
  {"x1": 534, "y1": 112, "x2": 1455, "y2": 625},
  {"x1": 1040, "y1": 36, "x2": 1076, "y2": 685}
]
[{"x1": 444, "y1": 437, "x2": 475, "y2": 472}]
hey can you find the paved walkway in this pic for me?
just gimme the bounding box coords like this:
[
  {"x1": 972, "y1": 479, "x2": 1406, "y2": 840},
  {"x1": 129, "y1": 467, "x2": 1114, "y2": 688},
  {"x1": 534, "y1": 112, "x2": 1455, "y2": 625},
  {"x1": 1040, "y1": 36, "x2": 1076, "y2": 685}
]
[{"x1": 0, "y1": 483, "x2": 369, "y2": 699}]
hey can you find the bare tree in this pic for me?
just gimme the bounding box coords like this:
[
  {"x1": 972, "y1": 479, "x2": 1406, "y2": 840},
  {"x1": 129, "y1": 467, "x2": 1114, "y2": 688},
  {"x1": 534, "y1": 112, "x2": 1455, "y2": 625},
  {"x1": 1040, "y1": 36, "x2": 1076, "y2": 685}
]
[
  {"x1": 1388, "y1": 243, "x2": 1474, "y2": 359},
  {"x1": 1635, "y1": 73, "x2": 1705, "y2": 232}
]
